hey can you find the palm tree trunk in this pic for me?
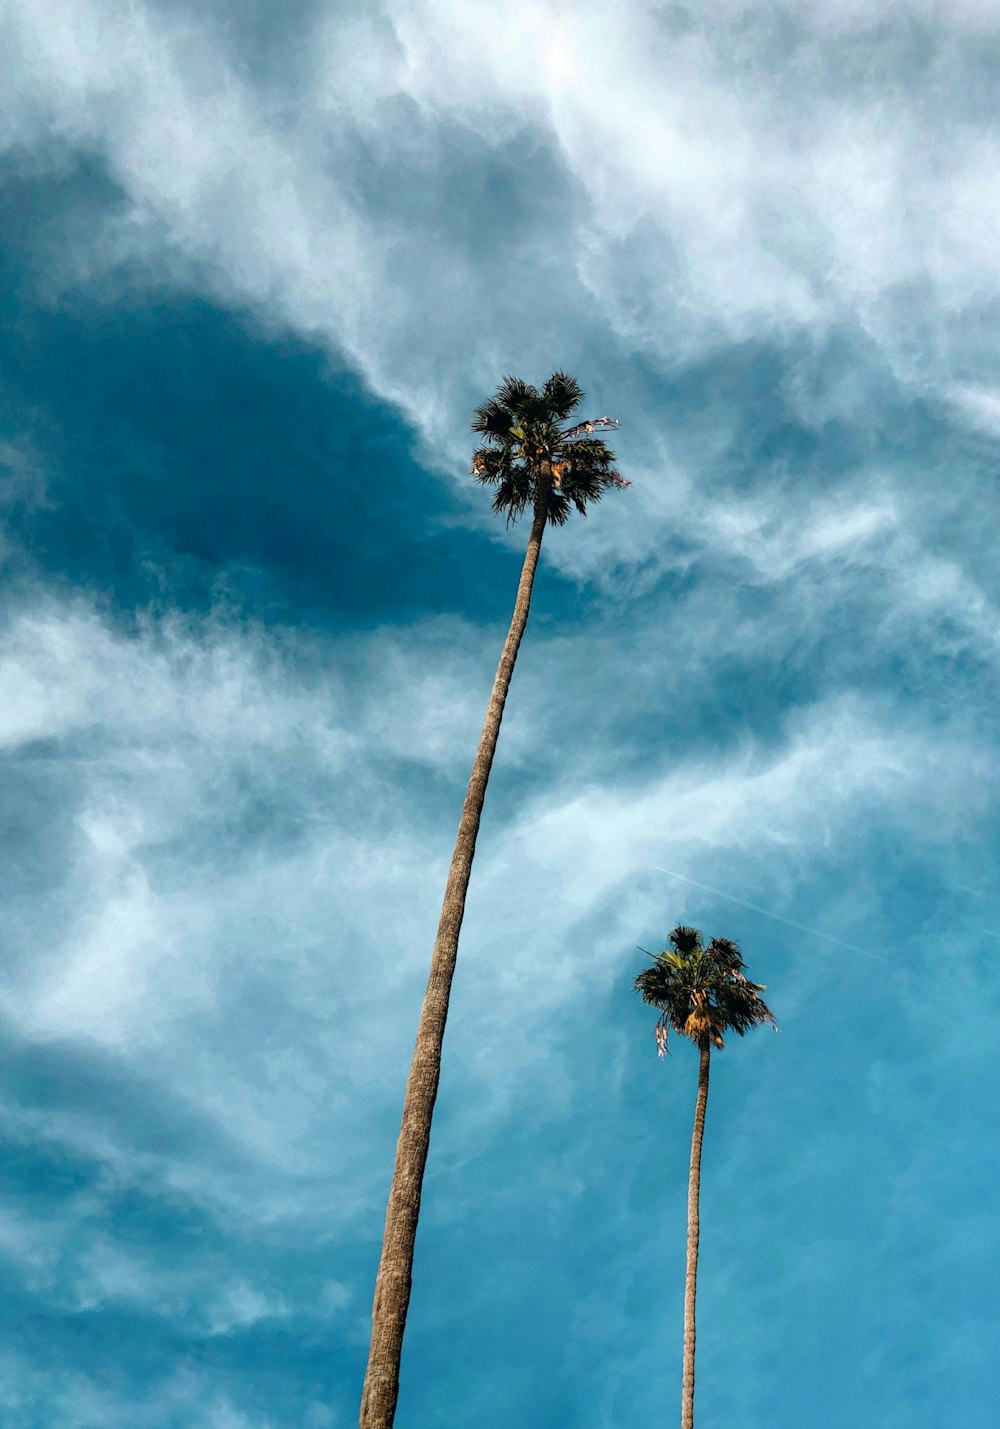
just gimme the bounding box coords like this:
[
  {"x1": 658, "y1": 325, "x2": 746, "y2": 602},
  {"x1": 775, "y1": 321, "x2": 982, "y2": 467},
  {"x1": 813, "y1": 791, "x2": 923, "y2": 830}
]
[
  {"x1": 681, "y1": 1040, "x2": 711, "y2": 1429},
  {"x1": 359, "y1": 498, "x2": 549, "y2": 1429}
]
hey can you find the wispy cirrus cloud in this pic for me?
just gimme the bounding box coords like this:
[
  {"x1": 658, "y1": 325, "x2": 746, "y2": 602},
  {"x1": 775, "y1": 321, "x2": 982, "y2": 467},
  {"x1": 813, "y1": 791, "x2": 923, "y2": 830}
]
[{"x1": 3, "y1": 589, "x2": 990, "y2": 1170}]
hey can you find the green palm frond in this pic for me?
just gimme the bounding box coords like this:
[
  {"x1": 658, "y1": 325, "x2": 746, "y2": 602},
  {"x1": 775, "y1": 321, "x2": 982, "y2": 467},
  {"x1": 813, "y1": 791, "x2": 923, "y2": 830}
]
[
  {"x1": 545, "y1": 491, "x2": 573, "y2": 527},
  {"x1": 542, "y1": 370, "x2": 584, "y2": 418},
  {"x1": 669, "y1": 926, "x2": 703, "y2": 956},
  {"x1": 495, "y1": 374, "x2": 539, "y2": 411},
  {"x1": 469, "y1": 447, "x2": 508, "y2": 483},
  {"x1": 558, "y1": 437, "x2": 617, "y2": 464},
  {"x1": 471, "y1": 397, "x2": 514, "y2": 442}
]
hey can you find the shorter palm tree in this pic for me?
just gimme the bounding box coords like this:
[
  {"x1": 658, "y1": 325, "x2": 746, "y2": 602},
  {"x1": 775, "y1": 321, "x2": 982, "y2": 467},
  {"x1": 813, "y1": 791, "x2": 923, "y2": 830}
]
[{"x1": 634, "y1": 925, "x2": 775, "y2": 1429}]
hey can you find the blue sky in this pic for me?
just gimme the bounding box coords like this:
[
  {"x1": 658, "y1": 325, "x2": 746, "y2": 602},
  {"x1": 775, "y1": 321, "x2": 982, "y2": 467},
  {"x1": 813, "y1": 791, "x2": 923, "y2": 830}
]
[{"x1": 1, "y1": 1, "x2": 999, "y2": 1425}]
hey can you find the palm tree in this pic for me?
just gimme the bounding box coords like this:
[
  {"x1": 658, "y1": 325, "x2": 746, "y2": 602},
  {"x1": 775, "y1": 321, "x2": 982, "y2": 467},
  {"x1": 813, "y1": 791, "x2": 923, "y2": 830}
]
[
  {"x1": 360, "y1": 373, "x2": 629, "y2": 1429},
  {"x1": 634, "y1": 925, "x2": 775, "y2": 1429}
]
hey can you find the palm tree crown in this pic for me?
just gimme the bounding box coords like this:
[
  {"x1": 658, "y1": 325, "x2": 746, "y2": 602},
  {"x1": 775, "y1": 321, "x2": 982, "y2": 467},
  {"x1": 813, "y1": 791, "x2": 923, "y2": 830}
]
[
  {"x1": 635, "y1": 924, "x2": 776, "y2": 1055},
  {"x1": 470, "y1": 370, "x2": 628, "y2": 526}
]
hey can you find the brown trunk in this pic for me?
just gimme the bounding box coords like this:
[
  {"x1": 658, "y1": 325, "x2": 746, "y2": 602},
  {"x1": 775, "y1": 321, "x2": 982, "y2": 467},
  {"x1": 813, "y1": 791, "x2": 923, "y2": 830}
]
[
  {"x1": 359, "y1": 497, "x2": 549, "y2": 1429},
  {"x1": 681, "y1": 1040, "x2": 711, "y2": 1429}
]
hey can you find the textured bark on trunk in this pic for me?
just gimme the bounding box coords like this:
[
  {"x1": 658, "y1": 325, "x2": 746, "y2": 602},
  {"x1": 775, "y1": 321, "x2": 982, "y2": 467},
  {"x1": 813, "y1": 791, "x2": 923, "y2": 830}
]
[
  {"x1": 359, "y1": 498, "x2": 549, "y2": 1429},
  {"x1": 682, "y1": 1040, "x2": 711, "y2": 1429}
]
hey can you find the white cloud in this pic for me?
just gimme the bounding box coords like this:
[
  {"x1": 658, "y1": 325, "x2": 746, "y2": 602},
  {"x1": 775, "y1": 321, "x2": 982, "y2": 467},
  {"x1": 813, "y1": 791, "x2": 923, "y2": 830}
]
[
  {"x1": 3, "y1": 0, "x2": 997, "y2": 460},
  {"x1": 948, "y1": 383, "x2": 1000, "y2": 439}
]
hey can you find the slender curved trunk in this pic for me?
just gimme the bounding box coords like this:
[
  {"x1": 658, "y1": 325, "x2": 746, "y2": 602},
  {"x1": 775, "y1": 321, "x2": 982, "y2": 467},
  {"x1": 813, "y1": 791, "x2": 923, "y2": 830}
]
[
  {"x1": 682, "y1": 1040, "x2": 711, "y2": 1429},
  {"x1": 359, "y1": 497, "x2": 549, "y2": 1429}
]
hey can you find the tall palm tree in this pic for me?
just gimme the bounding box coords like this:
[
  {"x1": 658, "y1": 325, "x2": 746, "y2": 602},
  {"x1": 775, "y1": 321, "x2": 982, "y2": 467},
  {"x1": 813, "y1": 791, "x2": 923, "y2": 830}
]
[
  {"x1": 360, "y1": 373, "x2": 629, "y2": 1429},
  {"x1": 634, "y1": 925, "x2": 775, "y2": 1429}
]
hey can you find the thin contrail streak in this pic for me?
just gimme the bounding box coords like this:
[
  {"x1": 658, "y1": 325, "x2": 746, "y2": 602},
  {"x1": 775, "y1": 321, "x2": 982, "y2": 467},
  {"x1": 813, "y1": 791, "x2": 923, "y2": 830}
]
[{"x1": 649, "y1": 865, "x2": 889, "y2": 965}]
